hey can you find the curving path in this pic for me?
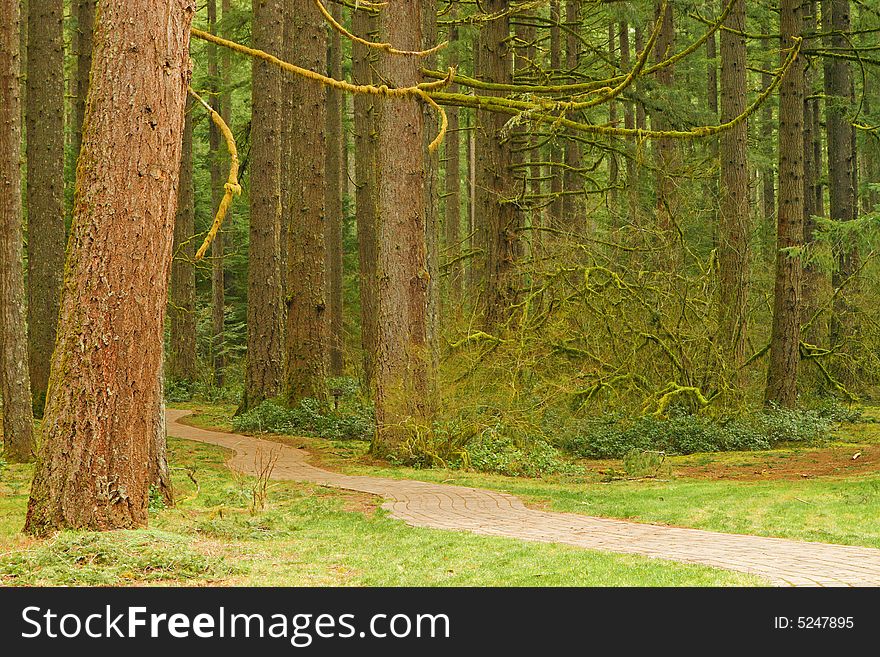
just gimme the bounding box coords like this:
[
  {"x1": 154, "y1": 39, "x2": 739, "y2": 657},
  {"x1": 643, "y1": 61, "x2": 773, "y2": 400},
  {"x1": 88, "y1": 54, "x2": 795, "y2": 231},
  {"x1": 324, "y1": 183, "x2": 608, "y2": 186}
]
[{"x1": 168, "y1": 409, "x2": 880, "y2": 587}]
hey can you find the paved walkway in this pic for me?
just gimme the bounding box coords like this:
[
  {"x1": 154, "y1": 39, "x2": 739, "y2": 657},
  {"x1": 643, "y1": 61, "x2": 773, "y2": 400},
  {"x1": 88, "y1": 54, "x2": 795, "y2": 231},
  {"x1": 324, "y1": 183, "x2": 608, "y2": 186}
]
[{"x1": 167, "y1": 410, "x2": 880, "y2": 586}]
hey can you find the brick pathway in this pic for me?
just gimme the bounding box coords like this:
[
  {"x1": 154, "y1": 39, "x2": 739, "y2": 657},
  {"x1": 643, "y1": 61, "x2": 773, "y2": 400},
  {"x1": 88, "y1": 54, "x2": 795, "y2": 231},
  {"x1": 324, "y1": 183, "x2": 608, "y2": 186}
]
[{"x1": 167, "y1": 410, "x2": 880, "y2": 586}]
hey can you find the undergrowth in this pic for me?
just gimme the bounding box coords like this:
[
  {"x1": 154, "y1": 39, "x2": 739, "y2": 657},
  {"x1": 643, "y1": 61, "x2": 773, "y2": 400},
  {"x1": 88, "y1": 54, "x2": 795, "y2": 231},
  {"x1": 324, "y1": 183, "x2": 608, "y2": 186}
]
[{"x1": 0, "y1": 529, "x2": 236, "y2": 585}]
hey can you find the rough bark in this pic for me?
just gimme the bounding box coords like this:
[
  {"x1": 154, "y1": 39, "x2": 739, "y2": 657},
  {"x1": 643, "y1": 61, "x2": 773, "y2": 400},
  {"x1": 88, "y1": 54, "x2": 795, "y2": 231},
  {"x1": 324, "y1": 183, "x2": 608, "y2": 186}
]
[
  {"x1": 169, "y1": 98, "x2": 197, "y2": 382},
  {"x1": 352, "y1": 7, "x2": 378, "y2": 394},
  {"x1": 801, "y1": 1, "x2": 821, "y2": 345},
  {"x1": 824, "y1": 0, "x2": 858, "y2": 353},
  {"x1": 372, "y1": 1, "x2": 436, "y2": 453},
  {"x1": 476, "y1": 0, "x2": 520, "y2": 330},
  {"x1": 210, "y1": 0, "x2": 228, "y2": 388},
  {"x1": 607, "y1": 24, "x2": 618, "y2": 221},
  {"x1": 444, "y1": 20, "x2": 462, "y2": 306},
  {"x1": 766, "y1": 0, "x2": 804, "y2": 408},
  {"x1": 326, "y1": 0, "x2": 345, "y2": 377},
  {"x1": 0, "y1": 0, "x2": 35, "y2": 463},
  {"x1": 549, "y1": 0, "x2": 563, "y2": 227},
  {"x1": 620, "y1": 21, "x2": 638, "y2": 227},
  {"x1": 284, "y1": 0, "x2": 329, "y2": 405},
  {"x1": 71, "y1": 0, "x2": 96, "y2": 166},
  {"x1": 243, "y1": 0, "x2": 284, "y2": 411},
  {"x1": 24, "y1": 0, "x2": 195, "y2": 533},
  {"x1": 717, "y1": 0, "x2": 750, "y2": 369},
  {"x1": 26, "y1": 0, "x2": 66, "y2": 416},
  {"x1": 652, "y1": 2, "x2": 676, "y2": 239},
  {"x1": 562, "y1": 0, "x2": 582, "y2": 226}
]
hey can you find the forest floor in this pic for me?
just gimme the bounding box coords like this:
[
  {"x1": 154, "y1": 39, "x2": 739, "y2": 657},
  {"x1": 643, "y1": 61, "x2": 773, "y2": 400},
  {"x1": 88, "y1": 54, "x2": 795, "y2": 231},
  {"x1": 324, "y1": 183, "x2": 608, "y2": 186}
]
[
  {"x1": 0, "y1": 435, "x2": 758, "y2": 587},
  {"x1": 3, "y1": 404, "x2": 879, "y2": 586},
  {"x1": 180, "y1": 403, "x2": 880, "y2": 551}
]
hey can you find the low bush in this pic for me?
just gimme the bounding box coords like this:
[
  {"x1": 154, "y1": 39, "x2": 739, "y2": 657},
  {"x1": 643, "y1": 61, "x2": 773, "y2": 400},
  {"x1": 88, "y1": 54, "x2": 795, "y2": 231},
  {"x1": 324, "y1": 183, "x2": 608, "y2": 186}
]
[
  {"x1": 233, "y1": 397, "x2": 375, "y2": 441},
  {"x1": 388, "y1": 418, "x2": 576, "y2": 478},
  {"x1": 559, "y1": 406, "x2": 837, "y2": 459}
]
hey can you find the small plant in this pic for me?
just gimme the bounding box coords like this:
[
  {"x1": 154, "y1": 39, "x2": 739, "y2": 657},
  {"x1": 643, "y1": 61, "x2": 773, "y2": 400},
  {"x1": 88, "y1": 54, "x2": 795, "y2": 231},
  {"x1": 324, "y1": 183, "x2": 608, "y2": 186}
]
[
  {"x1": 622, "y1": 449, "x2": 669, "y2": 479},
  {"x1": 148, "y1": 484, "x2": 167, "y2": 513},
  {"x1": 250, "y1": 448, "x2": 280, "y2": 514}
]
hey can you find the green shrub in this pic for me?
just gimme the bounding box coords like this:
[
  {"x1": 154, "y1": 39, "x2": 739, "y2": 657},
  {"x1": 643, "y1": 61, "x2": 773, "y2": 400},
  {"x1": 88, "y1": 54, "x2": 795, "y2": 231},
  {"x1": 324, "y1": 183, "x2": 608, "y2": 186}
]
[
  {"x1": 558, "y1": 406, "x2": 834, "y2": 459},
  {"x1": 233, "y1": 398, "x2": 375, "y2": 441},
  {"x1": 387, "y1": 418, "x2": 575, "y2": 478}
]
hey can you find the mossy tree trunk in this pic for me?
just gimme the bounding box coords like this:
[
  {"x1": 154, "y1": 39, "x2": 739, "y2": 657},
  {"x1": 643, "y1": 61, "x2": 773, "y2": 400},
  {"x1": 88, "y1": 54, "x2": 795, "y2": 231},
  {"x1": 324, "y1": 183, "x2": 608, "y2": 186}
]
[
  {"x1": 325, "y1": 0, "x2": 345, "y2": 378},
  {"x1": 169, "y1": 98, "x2": 197, "y2": 382},
  {"x1": 26, "y1": 0, "x2": 66, "y2": 416},
  {"x1": 476, "y1": 0, "x2": 520, "y2": 330},
  {"x1": 372, "y1": 0, "x2": 436, "y2": 454},
  {"x1": 243, "y1": 0, "x2": 284, "y2": 411},
  {"x1": 717, "y1": 0, "x2": 750, "y2": 370},
  {"x1": 24, "y1": 0, "x2": 195, "y2": 534},
  {"x1": 766, "y1": 0, "x2": 804, "y2": 408},
  {"x1": 353, "y1": 7, "x2": 379, "y2": 395},
  {"x1": 284, "y1": 0, "x2": 329, "y2": 405},
  {"x1": 0, "y1": 0, "x2": 35, "y2": 463}
]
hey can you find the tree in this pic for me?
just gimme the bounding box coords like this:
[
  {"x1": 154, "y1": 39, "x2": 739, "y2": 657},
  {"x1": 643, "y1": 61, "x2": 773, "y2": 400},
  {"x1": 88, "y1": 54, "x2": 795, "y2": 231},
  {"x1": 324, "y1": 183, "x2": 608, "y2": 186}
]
[
  {"x1": 443, "y1": 17, "x2": 463, "y2": 305},
  {"x1": 717, "y1": 0, "x2": 750, "y2": 369},
  {"x1": 325, "y1": 0, "x2": 345, "y2": 377},
  {"x1": 26, "y1": 0, "x2": 66, "y2": 416},
  {"x1": 353, "y1": 7, "x2": 379, "y2": 393},
  {"x1": 169, "y1": 98, "x2": 197, "y2": 382},
  {"x1": 562, "y1": 0, "x2": 583, "y2": 225},
  {"x1": 71, "y1": 0, "x2": 96, "y2": 162},
  {"x1": 824, "y1": 0, "x2": 858, "y2": 355},
  {"x1": 372, "y1": 0, "x2": 436, "y2": 453},
  {"x1": 208, "y1": 0, "x2": 228, "y2": 388},
  {"x1": 766, "y1": 0, "x2": 804, "y2": 408},
  {"x1": 0, "y1": 0, "x2": 35, "y2": 463},
  {"x1": 243, "y1": 0, "x2": 284, "y2": 411},
  {"x1": 476, "y1": 1, "x2": 520, "y2": 329},
  {"x1": 24, "y1": 0, "x2": 195, "y2": 534},
  {"x1": 284, "y1": 0, "x2": 329, "y2": 405}
]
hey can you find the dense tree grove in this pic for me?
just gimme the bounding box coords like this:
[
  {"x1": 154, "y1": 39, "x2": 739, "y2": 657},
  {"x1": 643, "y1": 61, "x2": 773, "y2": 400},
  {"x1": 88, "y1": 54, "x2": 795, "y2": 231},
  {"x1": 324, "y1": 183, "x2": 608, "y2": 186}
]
[{"x1": 2, "y1": 0, "x2": 880, "y2": 531}]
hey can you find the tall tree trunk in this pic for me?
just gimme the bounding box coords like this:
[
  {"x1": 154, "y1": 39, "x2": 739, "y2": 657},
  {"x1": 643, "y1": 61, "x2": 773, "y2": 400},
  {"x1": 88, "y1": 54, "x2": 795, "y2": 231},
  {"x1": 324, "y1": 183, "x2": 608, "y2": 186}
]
[
  {"x1": 824, "y1": 0, "x2": 858, "y2": 357},
  {"x1": 211, "y1": 0, "x2": 228, "y2": 388},
  {"x1": 477, "y1": 1, "x2": 520, "y2": 330},
  {"x1": 801, "y1": 1, "x2": 821, "y2": 344},
  {"x1": 243, "y1": 0, "x2": 284, "y2": 411},
  {"x1": 169, "y1": 98, "x2": 197, "y2": 382},
  {"x1": 284, "y1": 0, "x2": 329, "y2": 405},
  {"x1": 24, "y1": 0, "x2": 195, "y2": 534},
  {"x1": 549, "y1": 0, "x2": 563, "y2": 227},
  {"x1": 760, "y1": 16, "x2": 776, "y2": 242},
  {"x1": 71, "y1": 0, "x2": 96, "y2": 166},
  {"x1": 607, "y1": 24, "x2": 619, "y2": 222},
  {"x1": 26, "y1": 0, "x2": 65, "y2": 416},
  {"x1": 717, "y1": 0, "x2": 750, "y2": 370},
  {"x1": 0, "y1": 0, "x2": 35, "y2": 463},
  {"x1": 766, "y1": 0, "x2": 804, "y2": 408},
  {"x1": 620, "y1": 21, "x2": 638, "y2": 228},
  {"x1": 444, "y1": 19, "x2": 462, "y2": 306},
  {"x1": 352, "y1": 7, "x2": 378, "y2": 394},
  {"x1": 562, "y1": 0, "x2": 582, "y2": 226},
  {"x1": 325, "y1": 0, "x2": 345, "y2": 377},
  {"x1": 372, "y1": 1, "x2": 436, "y2": 454},
  {"x1": 422, "y1": 0, "x2": 441, "y2": 382},
  {"x1": 652, "y1": 2, "x2": 676, "y2": 240}
]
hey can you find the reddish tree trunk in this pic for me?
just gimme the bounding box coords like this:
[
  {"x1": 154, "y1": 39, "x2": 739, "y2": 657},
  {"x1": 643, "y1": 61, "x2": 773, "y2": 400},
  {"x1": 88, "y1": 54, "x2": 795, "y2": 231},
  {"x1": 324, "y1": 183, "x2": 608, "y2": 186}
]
[{"x1": 25, "y1": 0, "x2": 195, "y2": 533}]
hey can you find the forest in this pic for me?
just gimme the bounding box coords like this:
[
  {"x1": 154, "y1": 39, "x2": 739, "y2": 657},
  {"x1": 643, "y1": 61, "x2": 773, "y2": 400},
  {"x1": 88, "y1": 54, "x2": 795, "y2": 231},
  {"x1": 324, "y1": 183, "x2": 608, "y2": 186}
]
[{"x1": 2, "y1": 0, "x2": 880, "y2": 587}]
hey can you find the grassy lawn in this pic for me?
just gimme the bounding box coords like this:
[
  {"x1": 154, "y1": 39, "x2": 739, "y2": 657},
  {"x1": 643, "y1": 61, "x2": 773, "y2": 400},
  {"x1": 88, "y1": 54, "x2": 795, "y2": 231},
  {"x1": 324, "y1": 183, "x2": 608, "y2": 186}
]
[
  {"x1": 177, "y1": 403, "x2": 880, "y2": 551},
  {"x1": 0, "y1": 438, "x2": 761, "y2": 587}
]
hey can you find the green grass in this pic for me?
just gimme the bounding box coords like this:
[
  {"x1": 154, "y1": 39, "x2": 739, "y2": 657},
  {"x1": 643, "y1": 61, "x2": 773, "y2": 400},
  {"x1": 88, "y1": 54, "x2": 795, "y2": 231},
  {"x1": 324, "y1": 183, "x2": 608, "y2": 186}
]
[
  {"x1": 176, "y1": 405, "x2": 880, "y2": 551},
  {"x1": 0, "y1": 438, "x2": 762, "y2": 587}
]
